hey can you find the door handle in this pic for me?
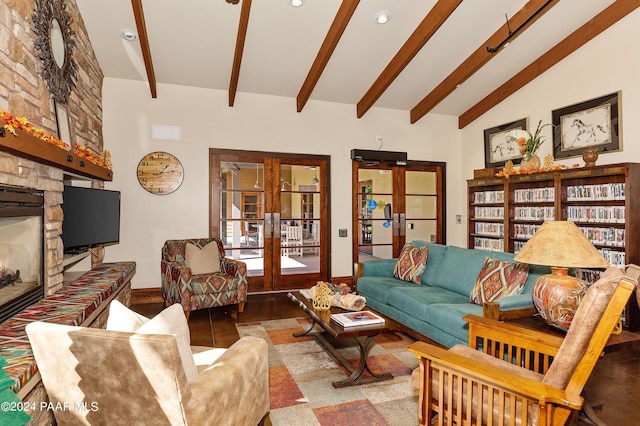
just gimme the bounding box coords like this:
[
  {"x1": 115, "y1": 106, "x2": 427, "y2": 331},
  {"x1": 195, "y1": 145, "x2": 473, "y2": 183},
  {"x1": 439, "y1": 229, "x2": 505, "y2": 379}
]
[
  {"x1": 265, "y1": 213, "x2": 272, "y2": 239},
  {"x1": 400, "y1": 213, "x2": 406, "y2": 236},
  {"x1": 273, "y1": 213, "x2": 280, "y2": 240},
  {"x1": 393, "y1": 213, "x2": 400, "y2": 236}
]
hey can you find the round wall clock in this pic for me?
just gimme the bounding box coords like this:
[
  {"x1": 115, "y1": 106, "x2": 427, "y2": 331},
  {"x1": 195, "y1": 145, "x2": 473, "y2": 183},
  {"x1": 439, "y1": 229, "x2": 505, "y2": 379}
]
[{"x1": 136, "y1": 151, "x2": 184, "y2": 195}]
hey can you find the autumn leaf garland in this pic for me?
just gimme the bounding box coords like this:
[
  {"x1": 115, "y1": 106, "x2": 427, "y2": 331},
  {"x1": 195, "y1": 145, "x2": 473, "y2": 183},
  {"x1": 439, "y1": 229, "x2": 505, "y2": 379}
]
[{"x1": 0, "y1": 109, "x2": 108, "y2": 168}]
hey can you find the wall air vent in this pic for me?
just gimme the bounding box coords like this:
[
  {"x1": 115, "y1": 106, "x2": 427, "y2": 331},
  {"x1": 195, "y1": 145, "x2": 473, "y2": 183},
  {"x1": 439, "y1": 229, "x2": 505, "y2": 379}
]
[{"x1": 350, "y1": 149, "x2": 407, "y2": 166}]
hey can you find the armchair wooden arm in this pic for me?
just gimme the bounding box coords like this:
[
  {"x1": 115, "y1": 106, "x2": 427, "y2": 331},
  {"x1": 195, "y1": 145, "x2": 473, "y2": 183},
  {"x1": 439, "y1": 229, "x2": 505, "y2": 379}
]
[{"x1": 482, "y1": 302, "x2": 538, "y2": 320}]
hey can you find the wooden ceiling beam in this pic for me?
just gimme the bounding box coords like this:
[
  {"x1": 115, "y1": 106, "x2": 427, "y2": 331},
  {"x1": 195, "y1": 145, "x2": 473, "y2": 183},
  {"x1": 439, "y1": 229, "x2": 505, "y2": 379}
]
[
  {"x1": 356, "y1": 0, "x2": 463, "y2": 119},
  {"x1": 410, "y1": 0, "x2": 560, "y2": 124},
  {"x1": 131, "y1": 0, "x2": 157, "y2": 98},
  {"x1": 296, "y1": 0, "x2": 360, "y2": 113},
  {"x1": 459, "y1": 0, "x2": 640, "y2": 129},
  {"x1": 229, "y1": 0, "x2": 252, "y2": 107}
]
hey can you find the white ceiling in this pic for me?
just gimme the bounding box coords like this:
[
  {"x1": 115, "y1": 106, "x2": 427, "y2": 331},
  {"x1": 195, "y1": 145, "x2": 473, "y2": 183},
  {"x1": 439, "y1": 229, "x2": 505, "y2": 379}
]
[{"x1": 75, "y1": 0, "x2": 620, "y2": 123}]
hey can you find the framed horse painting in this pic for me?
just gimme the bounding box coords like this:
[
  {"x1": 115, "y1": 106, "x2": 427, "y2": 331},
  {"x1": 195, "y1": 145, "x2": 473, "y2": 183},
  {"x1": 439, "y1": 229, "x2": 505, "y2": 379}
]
[
  {"x1": 552, "y1": 92, "x2": 621, "y2": 160},
  {"x1": 483, "y1": 118, "x2": 528, "y2": 168}
]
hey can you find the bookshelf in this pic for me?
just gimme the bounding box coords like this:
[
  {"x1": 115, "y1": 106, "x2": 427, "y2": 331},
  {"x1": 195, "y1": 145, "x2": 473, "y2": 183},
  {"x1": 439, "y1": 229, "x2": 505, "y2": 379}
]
[{"x1": 467, "y1": 163, "x2": 640, "y2": 331}]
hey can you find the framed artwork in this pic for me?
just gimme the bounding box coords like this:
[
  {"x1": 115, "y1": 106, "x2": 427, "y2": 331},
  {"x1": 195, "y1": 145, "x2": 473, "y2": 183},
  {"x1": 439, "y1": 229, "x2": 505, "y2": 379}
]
[
  {"x1": 55, "y1": 102, "x2": 72, "y2": 151},
  {"x1": 483, "y1": 118, "x2": 527, "y2": 168},
  {"x1": 552, "y1": 92, "x2": 621, "y2": 159}
]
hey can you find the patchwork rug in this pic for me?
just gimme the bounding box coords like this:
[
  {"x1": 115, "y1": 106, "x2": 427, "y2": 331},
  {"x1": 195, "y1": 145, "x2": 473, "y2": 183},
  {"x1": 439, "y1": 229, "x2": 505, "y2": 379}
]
[{"x1": 236, "y1": 317, "x2": 419, "y2": 426}]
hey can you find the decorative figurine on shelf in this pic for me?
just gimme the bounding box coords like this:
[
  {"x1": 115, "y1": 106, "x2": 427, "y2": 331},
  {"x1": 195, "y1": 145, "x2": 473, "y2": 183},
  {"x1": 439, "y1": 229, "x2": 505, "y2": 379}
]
[
  {"x1": 504, "y1": 160, "x2": 514, "y2": 174},
  {"x1": 312, "y1": 281, "x2": 331, "y2": 311},
  {"x1": 582, "y1": 147, "x2": 598, "y2": 167},
  {"x1": 543, "y1": 154, "x2": 555, "y2": 169}
]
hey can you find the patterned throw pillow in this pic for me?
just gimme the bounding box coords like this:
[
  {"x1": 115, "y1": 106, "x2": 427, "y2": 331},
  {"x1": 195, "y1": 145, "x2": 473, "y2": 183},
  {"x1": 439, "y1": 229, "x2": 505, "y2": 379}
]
[
  {"x1": 470, "y1": 257, "x2": 529, "y2": 304},
  {"x1": 393, "y1": 243, "x2": 429, "y2": 284}
]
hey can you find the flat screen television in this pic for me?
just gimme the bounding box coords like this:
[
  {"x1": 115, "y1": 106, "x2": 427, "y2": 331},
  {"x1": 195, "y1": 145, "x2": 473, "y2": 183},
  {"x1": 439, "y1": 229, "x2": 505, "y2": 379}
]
[{"x1": 61, "y1": 185, "x2": 121, "y2": 254}]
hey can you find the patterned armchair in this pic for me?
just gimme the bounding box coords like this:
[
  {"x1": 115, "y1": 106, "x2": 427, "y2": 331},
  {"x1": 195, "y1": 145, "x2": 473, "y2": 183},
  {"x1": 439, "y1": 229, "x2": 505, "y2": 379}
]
[{"x1": 161, "y1": 238, "x2": 248, "y2": 318}]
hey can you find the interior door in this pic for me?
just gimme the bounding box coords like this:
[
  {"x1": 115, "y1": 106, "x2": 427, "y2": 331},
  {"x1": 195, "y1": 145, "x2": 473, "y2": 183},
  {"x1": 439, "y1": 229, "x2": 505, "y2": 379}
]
[
  {"x1": 274, "y1": 158, "x2": 327, "y2": 290},
  {"x1": 210, "y1": 150, "x2": 329, "y2": 292},
  {"x1": 352, "y1": 160, "x2": 445, "y2": 263}
]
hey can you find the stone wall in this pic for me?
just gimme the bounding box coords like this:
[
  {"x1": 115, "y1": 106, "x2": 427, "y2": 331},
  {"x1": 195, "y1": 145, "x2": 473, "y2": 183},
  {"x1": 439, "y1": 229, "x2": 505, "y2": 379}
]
[{"x1": 0, "y1": 0, "x2": 104, "y2": 294}]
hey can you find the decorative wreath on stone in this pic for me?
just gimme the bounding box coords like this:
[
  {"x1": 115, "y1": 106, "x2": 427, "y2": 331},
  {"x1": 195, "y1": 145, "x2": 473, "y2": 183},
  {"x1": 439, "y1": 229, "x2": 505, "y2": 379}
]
[{"x1": 32, "y1": 0, "x2": 77, "y2": 104}]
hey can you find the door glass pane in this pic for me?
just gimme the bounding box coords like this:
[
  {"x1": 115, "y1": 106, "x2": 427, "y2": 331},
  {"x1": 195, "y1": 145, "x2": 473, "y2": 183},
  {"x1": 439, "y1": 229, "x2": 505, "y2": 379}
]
[
  {"x1": 280, "y1": 220, "x2": 320, "y2": 275},
  {"x1": 358, "y1": 168, "x2": 393, "y2": 191},
  {"x1": 219, "y1": 161, "x2": 264, "y2": 276},
  {"x1": 406, "y1": 195, "x2": 437, "y2": 218},
  {"x1": 280, "y1": 164, "x2": 320, "y2": 276},
  {"x1": 357, "y1": 169, "x2": 393, "y2": 262},
  {"x1": 406, "y1": 171, "x2": 436, "y2": 194},
  {"x1": 404, "y1": 170, "x2": 438, "y2": 244}
]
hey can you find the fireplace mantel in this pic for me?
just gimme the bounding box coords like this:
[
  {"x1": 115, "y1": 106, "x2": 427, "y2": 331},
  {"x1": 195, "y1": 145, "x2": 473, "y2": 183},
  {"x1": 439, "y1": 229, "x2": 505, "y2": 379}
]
[{"x1": 0, "y1": 120, "x2": 112, "y2": 181}]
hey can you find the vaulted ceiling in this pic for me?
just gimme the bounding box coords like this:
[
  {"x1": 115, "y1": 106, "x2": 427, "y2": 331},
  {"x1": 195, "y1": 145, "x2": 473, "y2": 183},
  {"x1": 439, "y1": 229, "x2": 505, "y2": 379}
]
[{"x1": 75, "y1": 0, "x2": 637, "y2": 128}]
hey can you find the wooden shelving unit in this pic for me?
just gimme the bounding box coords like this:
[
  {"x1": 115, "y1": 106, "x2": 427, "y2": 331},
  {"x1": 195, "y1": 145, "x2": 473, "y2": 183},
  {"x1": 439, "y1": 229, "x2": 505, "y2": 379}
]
[
  {"x1": 467, "y1": 163, "x2": 640, "y2": 331},
  {"x1": 0, "y1": 120, "x2": 112, "y2": 181}
]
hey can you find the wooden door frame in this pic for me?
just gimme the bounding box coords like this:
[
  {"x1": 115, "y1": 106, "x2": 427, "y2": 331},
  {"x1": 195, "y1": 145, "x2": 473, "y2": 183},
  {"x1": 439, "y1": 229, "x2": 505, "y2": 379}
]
[
  {"x1": 210, "y1": 148, "x2": 331, "y2": 292},
  {"x1": 351, "y1": 160, "x2": 446, "y2": 263}
]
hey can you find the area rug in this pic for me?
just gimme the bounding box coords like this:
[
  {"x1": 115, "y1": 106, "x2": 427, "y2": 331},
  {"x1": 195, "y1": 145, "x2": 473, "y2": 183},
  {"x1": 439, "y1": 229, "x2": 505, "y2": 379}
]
[{"x1": 236, "y1": 317, "x2": 419, "y2": 426}]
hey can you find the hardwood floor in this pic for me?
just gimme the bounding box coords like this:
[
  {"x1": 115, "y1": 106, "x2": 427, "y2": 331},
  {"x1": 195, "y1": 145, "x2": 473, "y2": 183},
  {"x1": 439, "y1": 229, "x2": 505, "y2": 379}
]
[{"x1": 131, "y1": 293, "x2": 640, "y2": 426}]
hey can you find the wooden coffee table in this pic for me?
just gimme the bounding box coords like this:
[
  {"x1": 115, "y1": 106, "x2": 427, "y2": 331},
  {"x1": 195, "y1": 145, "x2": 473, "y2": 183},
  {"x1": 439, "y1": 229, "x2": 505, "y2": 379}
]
[{"x1": 287, "y1": 291, "x2": 403, "y2": 388}]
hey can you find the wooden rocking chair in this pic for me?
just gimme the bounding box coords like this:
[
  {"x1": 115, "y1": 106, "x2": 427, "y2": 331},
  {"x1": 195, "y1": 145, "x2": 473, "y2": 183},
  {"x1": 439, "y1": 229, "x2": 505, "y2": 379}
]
[{"x1": 408, "y1": 264, "x2": 640, "y2": 426}]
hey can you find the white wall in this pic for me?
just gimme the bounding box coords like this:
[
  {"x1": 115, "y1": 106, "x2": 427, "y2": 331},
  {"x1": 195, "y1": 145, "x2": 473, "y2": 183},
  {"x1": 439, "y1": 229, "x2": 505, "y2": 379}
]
[
  {"x1": 97, "y1": 80, "x2": 462, "y2": 289},
  {"x1": 460, "y1": 9, "x2": 640, "y2": 218}
]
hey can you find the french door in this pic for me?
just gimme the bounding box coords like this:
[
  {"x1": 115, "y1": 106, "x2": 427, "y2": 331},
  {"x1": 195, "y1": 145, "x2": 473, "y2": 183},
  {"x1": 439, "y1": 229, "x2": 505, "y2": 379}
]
[
  {"x1": 352, "y1": 160, "x2": 446, "y2": 262},
  {"x1": 210, "y1": 149, "x2": 330, "y2": 292}
]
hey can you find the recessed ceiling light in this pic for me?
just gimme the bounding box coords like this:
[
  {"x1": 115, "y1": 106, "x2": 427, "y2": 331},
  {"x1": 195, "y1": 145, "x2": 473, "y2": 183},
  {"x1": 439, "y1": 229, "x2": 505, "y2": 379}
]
[
  {"x1": 120, "y1": 29, "x2": 138, "y2": 42},
  {"x1": 375, "y1": 11, "x2": 391, "y2": 24},
  {"x1": 289, "y1": 0, "x2": 304, "y2": 7}
]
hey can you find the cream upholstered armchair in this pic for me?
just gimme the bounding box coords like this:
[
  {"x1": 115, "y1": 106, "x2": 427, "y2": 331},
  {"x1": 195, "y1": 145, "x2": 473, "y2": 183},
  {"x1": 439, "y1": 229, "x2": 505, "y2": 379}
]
[
  {"x1": 161, "y1": 238, "x2": 248, "y2": 318},
  {"x1": 408, "y1": 264, "x2": 640, "y2": 426},
  {"x1": 26, "y1": 302, "x2": 269, "y2": 425}
]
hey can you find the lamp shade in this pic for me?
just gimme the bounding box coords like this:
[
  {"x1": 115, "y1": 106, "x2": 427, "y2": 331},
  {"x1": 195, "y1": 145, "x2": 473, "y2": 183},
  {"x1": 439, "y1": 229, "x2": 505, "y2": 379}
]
[
  {"x1": 515, "y1": 221, "x2": 609, "y2": 330},
  {"x1": 514, "y1": 221, "x2": 609, "y2": 268}
]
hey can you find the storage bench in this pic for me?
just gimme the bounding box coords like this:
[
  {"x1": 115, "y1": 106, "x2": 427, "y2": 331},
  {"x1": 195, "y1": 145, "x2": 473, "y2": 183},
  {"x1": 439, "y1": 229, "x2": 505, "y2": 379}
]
[{"x1": 0, "y1": 262, "x2": 136, "y2": 425}]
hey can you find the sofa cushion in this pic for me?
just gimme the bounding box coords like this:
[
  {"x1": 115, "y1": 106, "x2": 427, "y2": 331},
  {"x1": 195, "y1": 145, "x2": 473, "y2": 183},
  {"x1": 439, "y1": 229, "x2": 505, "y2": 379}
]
[
  {"x1": 138, "y1": 303, "x2": 198, "y2": 383},
  {"x1": 186, "y1": 241, "x2": 220, "y2": 274},
  {"x1": 426, "y1": 303, "x2": 485, "y2": 343},
  {"x1": 106, "y1": 300, "x2": 150, "y2": 332},
  {"x1": 393, "y1": 242, "x2": 428, "y2": 284},
  {"x1": 430, "y1": 246, "x2": 516, "y2": 297},
  {"x1": 470, "y1": 257, "x2": 529, "y2": 304},
  {"x1": 412, "y1": 241, "x2": 448, "y2": 286},
  {"x1": 387, "y1": 286, "x2": 470, "y2": 321},
  {"x1": 357, "y1": 276, "x2": 416, "y2": 304}
]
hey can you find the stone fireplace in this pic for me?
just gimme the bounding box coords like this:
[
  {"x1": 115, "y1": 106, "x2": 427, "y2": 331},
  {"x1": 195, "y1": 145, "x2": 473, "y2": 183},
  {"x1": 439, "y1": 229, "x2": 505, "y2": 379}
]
[
  {"x1": 0, "y1": 0, "x2": 106, "y2": 319},
  {"x1": 0, "y1": 187, "x2": 44, "y2": 323}
]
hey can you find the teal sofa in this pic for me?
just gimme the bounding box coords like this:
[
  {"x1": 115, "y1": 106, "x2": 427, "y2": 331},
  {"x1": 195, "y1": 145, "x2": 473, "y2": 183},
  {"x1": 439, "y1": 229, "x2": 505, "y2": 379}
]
[{"x1": 356, "y1": 242, "x2": 549, "y2": 348}]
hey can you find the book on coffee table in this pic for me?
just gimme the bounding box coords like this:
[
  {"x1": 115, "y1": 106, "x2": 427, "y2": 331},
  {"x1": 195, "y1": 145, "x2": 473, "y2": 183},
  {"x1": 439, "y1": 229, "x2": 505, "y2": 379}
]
[{"x1": 331, "y1": 310, "x2": 385, "y2": 328}]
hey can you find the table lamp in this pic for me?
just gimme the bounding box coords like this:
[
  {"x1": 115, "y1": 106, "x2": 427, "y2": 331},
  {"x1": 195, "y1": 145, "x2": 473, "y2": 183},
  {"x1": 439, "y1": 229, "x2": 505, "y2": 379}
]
[{"x1": 514, "y1": 221, "x2": 609, "y2": 330}]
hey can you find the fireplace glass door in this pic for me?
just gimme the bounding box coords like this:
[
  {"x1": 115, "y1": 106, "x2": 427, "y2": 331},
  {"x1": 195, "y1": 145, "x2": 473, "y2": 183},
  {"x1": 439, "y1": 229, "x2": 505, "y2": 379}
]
[{"x1": 0, "y1": 188, "x2": 44, "y2": 323}]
